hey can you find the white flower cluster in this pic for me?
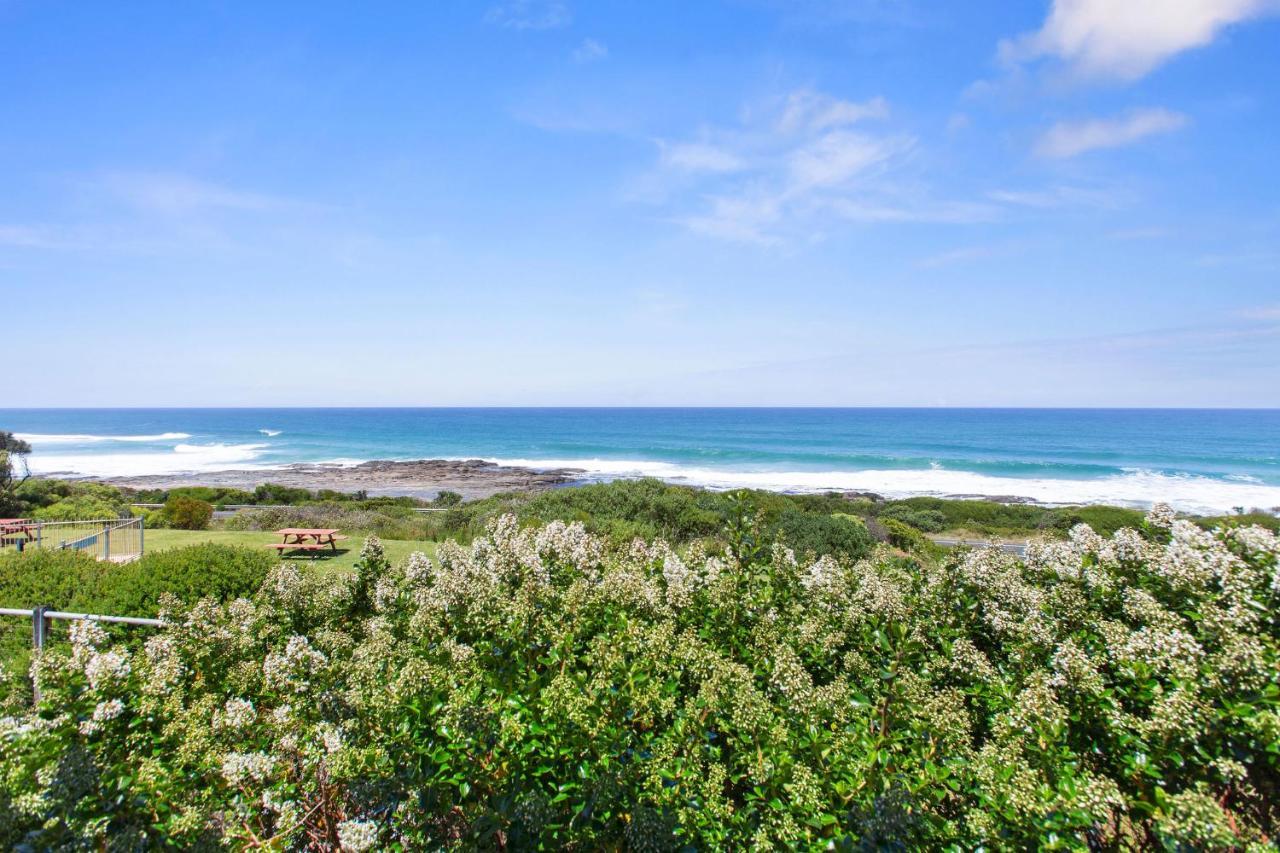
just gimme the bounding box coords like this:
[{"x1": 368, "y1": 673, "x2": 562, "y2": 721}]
[
  {"x1": 316, "y1": 721, "x2": 343, "y2": 754},
  {"x1": 404, "y1": 550, "x2": 434, "y2": 586},
  {"x1": 1145, "y1": 502, "x2": 1177, "y2": 529},
  {"x1": 78, "y1": 698, "x2": 125, "y2": 737},
  {"x1": 801, "y1": 554, "x2": 840, "y2": 594},
  {"x1": 263, "y1": 635, "x2": 327, "y2": 692},
  {"x1": 535, "y1": 519, "x2": 605, "y2": 573},
  {"x1": 142, "y1": 634, "x2": 185, "y2": 690},
  {"x1": 358, "y1": 535, "x2": 386, "y2": 564},
  {"x1": 83, "y1": 649, "x2": 131, "y2": 692},
  {"x1": 336, "y1": 818, "x2": 379, "y2": 851},
  {"x1": 220, "y1": 750, "x2": 274, "y2": 786},
  {"x1": 217, "y1": 698, "x2": 256, "y2": 731}
]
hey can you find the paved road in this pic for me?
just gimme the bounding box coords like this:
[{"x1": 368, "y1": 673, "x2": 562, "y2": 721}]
[{"x1": 929, "y1": 537, "x2": 1028, "y2": 556}]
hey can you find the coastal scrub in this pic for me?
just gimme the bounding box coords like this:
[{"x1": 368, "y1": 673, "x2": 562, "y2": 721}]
[{"x1": 1, "y1": 506, "x2": 1277, "y2": 848}]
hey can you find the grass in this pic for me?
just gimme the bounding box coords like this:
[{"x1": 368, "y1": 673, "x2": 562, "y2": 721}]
[{"x1": 141, "y1": 529, "x2": 437, "y2": 574}]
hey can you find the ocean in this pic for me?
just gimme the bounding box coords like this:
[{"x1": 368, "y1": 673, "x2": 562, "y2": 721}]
[{"x1": 3, "y1": 408, "x2": 1279, "y2": 514}]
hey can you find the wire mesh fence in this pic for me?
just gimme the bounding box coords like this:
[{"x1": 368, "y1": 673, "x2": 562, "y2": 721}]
[{"x1": 0, "y1": 517, "x2": 144, "y2": 563}]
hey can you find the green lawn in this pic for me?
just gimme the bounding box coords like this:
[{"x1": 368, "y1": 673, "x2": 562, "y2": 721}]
[{"x1": 142, "y1": 528, "x2": 437, "y2": 574}]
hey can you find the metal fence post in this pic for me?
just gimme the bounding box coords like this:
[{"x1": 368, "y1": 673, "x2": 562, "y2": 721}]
[
  {"x1": 139, "y1": 515, "x2": 145, "y2": 556},
  {"x1": 32, "y1": 605, "x2": 49, "y2": 652},
  {"x1": 103, "y1": 523, "x2": 111, "y2": 561},
  {"x1": 31, "y1": 605, "x2": 49, "y2": 703}
]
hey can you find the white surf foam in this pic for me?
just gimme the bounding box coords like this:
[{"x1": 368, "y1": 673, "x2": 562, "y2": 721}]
[
  {"x1": 474, "y1": 457, "x2": 1280, "y2": 516},
  {"x1": 259, "y1": 429, "x2": 283, "y2": 437},
  {"x1": 29, "y1": 443, "x2": 271, "y2": 478},
  {"x1": 17, "y1": 432, "x2": 191, "y2": 444}
]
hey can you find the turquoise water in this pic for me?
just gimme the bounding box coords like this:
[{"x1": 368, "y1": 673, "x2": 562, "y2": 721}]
[{"x1": 3, "y1": 408, "x2": 1279, "y2": 513}]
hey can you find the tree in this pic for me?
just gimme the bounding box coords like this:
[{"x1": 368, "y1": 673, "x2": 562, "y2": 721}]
[{"x1": 0, "y1": 431, "x2": 32, "y2": 515}]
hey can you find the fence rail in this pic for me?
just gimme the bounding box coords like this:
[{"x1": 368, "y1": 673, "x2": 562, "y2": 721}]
[
  {"x1": 0, "y1": 517, "x2": 144, "y2": 563},
  {"x1": 1, "y1": 605, "x2": 163, "y2": 701}
]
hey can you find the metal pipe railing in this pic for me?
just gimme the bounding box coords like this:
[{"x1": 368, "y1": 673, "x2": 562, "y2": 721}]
[{"x1": 1, "y1": 606, "x2": 163, "y2": 701}]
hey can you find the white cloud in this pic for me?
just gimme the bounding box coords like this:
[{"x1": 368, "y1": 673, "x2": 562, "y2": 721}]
[
  {"x1": 572, "y1": 38, "x2": 608, "y2": 63},
  {"x1": 645, "y1": 89, "x2": 982, "y2": 243},
  {"x1": 1238, "y1": 304, "x2": 1280, "y2": 320},
  {"x1": 915, "y1": 243, "x2": 1007, "y2": 269},
  {"x1": 828, "y1": 198, "x2": 997, "y2": 224},
  {"x1": 484, "y1": 0, "x2": 571, "y2": 30},
  {"x1": 677, "y1": 194, "x2": 783, "y2": 245},
  {"x1": 659, "y1": 141, "x2": 747, "y2": 173},
  {"x1": 787, "y1": 131, "x2": 900, "y2": 189},
  {"x1": 987, "y1": 184, "x2": 1129, "y2": 208},
  {"x1": 0, "y1": 224, "x2": 76, "y2": 250},
  {"x1": 776, "y1": 91, "x2": 889, "y2": 133},
  {"x1": 100, "y1": 172, "x2": 291, "y2": 214},
  {"x1": 1034, "y1": 108, "x2": 1187, "y2": 158},
  {"x1": 1001, "y1": 0, "x2": 1280, "y2": 81}
]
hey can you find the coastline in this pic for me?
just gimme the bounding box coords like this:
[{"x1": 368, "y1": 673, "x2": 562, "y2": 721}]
[
  {"x1": 82, "y1": 458, "x2": 1097, "y2": 508},
  {"x1": 93, "y1": 459, "x2": 586, "y2": 501},
  {"x1": 43, "y1": 456, "x2": 1277, "y2": 513}
]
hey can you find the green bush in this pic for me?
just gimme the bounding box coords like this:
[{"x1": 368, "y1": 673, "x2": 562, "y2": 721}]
[
  {"x1": 0, "y1": 544, "x2": 272, "y2": 619},
  {"x1": 32, "y1": 496, "x2": 122, "y2": 521},
  {"x1": 881, "y1": 517, "x2": 937, "y2": 554},
  {"x1": 29, "y1": 483, "x2": 130, "y2": 522},
  {"x1": 0, "y1": 549, "x2": 110, "y2": 613},
  {"x1": 877, "y1": 504, "x2": 948, "y2": 533},
  {"x1": 433, "y1": 490, "x2": 463, "y2": 507},
  {"x1": 167, "y1": 486, "x2": 256, "y2": 508},
  {"x1": 93, "y1": 544, "x2": 274, "y2": 616},
  {"x1": 155, "y1": 496, "x2": 214, "y2": 530},
  {"x1": 3, "y1": 515, "x2": 1276, "y2": 848},
  {"x1": 771, "y1": 508, "x2": 874, "y2": 561},
  {"x1": 522, "y1": 478, "x2": 721, "y2": 542},
  {"x1": 253, "y1": 483, "x2": 313, "y2": 505},
  {"x1": 11, "y1": 478, "x2": 73, "y2": 512},
  {"x1": 0, "y1": 544, "x2": 272, "y2": 704},
  {"x1": 1199, "y1": 511, "x2": 1280, "y2": 533},
  {"x1": 1043, "y1": 504, "x2": 1147, "y2": 536}
]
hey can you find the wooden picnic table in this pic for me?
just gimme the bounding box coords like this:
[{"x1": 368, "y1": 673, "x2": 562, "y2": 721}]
[
  {"x1": 267, "y1": 528, "x2": 348, "y2": 556},
  {"x1": 0, "y1": 519, "x2": 36, "y2": 546}
]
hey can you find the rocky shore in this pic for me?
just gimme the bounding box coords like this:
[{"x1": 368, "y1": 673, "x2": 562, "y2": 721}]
[{"x1": 98, "y1": 459, "x2": 586, "y2": 500}]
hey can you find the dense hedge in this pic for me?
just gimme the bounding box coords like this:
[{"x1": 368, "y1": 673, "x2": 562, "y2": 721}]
[
  {"x1": 0, "y1": 545, "x2": 275, "y2": 703},
  {"x1": 0, "y1": 544, "x2": 274, "y2": 618},
  {"x1": 2, "y1": 507, "x2": 1277, "y2": 849}
]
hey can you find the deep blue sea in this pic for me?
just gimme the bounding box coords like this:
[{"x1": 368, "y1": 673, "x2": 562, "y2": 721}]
[{"x1": 3, "y1": 408, "x2": 1279, "y2": 514}]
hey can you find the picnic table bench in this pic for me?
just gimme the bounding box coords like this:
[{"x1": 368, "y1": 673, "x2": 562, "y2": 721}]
[
  {"x1": 266, "y1": 528, "x2": 348, "y2": 558},
  {"x1": 0, "y1": 520, "x2": 36, "y2": 547}
]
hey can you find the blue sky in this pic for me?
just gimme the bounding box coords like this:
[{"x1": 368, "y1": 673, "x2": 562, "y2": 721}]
[{"x1": 2, "y1": 0, "x2": 1278, "y2": 406}]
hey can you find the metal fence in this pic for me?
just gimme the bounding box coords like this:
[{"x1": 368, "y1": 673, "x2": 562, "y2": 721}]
[
  {"x1": 0, "y1": 517, "x2": 144, "y2": 563},
  {"x1": 0, "y1": 606, "x2": 162, "y2": 701}
]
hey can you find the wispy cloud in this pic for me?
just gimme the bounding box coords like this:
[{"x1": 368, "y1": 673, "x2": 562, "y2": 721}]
[
  {"x1": 484, "y1": 0, "x2": 571, "y2": 30},
  {"x1": 987, "y1": 184, "x2": 1129, "y2": 209},
  {"x1": 571, "y1": 37, "x2": 607, "y2": 63},
  {"x1": 657, "y1": 141, "x2": 748, "y2": 173},
  {"x1": 915, "y1": 242, "x2": 1005, "y2": 269},
  {"x1": 100, "y1": 172, "x2": 295, "y2": 214},
  {"x1": 999, "y1": 0, "x2": 1280, "y2": 82},
  {"x1": 1109, "y1": 226, "x2": 1169, "y2": 241},
  {"x1": 1034, "y1": 108, "x2": 1187, "y2": 158},
  {"x1": 1237, "y1": 304, "x2": 1280, "y2": 320},
  {"x1": 1197, "y1": 250, "x2": 1280, "y2": 271},
  {"x1": 646, "y1": 88, "x2": 990, "y2": 244},
  {"x1": 0, "y1": 224, "x2": 80, "y2": 250}
]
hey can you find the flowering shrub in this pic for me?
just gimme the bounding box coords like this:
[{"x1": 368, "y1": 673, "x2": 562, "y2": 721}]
[{"x1": 1, "y1": 505, "x2": 1277, "y2": 849}]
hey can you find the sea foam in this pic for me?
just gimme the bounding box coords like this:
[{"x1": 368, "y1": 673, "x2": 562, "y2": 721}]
[
  {"x1": 17, "y1": 432, "x2": 191, "y2": 444},
  {"x1": 29, "y1": 443, "x2": 270, "y2": 478},
  {"x1": 476, "y1": 456, "x2": 1280, "y2": 515}
]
